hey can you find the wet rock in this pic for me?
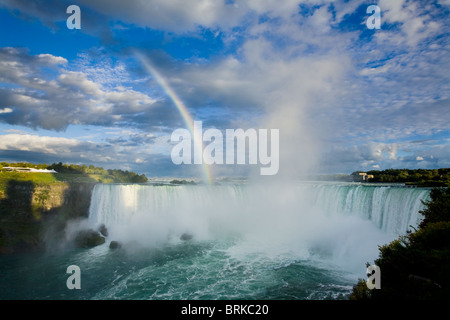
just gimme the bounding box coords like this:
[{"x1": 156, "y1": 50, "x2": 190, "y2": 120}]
[
  {"x1": 74, "y1": 229, "x2": 105, "y2": 248},
  {"x1": 180, "y1": 233, "x2": 193, "y2": 241},
  {"x1": 98, "y1": 224, "x2": 108, "y2": 237},
  {"x1": 109, "y1": 240, "x2": 122, "y2": 249}
]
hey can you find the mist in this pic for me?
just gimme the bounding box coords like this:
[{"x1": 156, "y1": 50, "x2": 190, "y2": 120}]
[{"x1": 86, "y1": 182, "x2": 423, "y2": 277}]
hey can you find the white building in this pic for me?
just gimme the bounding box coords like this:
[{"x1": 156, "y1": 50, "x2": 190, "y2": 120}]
[{"x1": 2, "y1": 167, "x2": 57, "y2": 173}]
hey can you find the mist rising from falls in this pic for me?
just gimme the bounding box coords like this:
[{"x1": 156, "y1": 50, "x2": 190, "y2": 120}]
[{"x1": 88, "y1": 182, "x2": 430, "y2": 273}]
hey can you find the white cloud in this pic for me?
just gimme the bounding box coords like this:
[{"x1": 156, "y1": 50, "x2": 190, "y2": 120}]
[
  {"x1": 58, "y1": 72, "x2": 103, "y2": 98},
  {"x1": 0, "y1": 107, "x2": 13, "y2": 114},
  {"x1": 37, "y1": 54, "x2": 68, "y2": 65},
  {"x1": 377, "y1": 0, "x2": 442, "y2": 46},
  {"x1": 308, "y1": 5, "x2": 333, "y2": 32},
  {"x1": 241, "y1": 0, "x2": 301, "y2": 19},
  {"x1": 0, "y1": 134, "x2": 82, "y2": 154},
  {"x1": 0, "y1": 48, "x2": 158, "y2": 130}
]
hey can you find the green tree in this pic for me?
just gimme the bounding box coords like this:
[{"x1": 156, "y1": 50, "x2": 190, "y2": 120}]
[
  {"x1": 350, "y1": 186, "x2": 450, "y2": 300},
  {"x1": 419, "y1": 187, "x2": 450, "y2": 229},
  {"x1": 398, "y1": 170, "x2": 409, "y2": 180}
]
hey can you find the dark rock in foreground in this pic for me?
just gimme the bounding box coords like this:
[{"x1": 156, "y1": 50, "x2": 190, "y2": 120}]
[
  {"x1": 74, "y1": 229, "x2": 105, "y2": 248},
  {"x1": 180, "y1": 233, "x2": 193, "y2": 241},
  {"x1": 109, "y1": 240, "x2": 122, "y2": 249}
]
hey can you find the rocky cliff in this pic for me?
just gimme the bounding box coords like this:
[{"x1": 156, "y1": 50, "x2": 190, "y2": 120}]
[{"x1": 0, "y1": 181, "x2": 95, "y2": 254}]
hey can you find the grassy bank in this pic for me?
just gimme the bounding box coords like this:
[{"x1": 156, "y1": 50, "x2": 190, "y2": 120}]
[
  {"x1": 0, "y1": 171, "x2": 58, "y2": 186},
  {"x1": 0, "y1": 172, "x2": 101, "y2": 200}
]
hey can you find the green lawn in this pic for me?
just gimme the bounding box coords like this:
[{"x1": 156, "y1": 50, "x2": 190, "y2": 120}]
[
  {"x1": 0, "y1": 172, "x2": 58, "y2": 189},
  {"x1": 0, "y1": 172, "x2": 103, "y2": 199}
]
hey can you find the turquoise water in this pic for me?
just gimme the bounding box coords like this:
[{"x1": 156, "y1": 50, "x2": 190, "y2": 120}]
[
  {"x1": 0, "y1": 238, "x2": 353, "y2": 300},
  {"x1": 0, "y1": 182, "x2": 430, "y2": 300}
]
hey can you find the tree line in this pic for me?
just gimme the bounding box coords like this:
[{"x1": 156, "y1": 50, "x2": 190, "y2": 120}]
[
  {"x1": 0, "y1": 162, "x2": 148, "y2": 183},
  {"x1": 352, "y1": 168, "x2": 450, "y2": 186}
]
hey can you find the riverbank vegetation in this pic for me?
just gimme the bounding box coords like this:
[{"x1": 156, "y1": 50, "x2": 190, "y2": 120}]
[
  {"x1": 0, "y1": 162, "x2": 148, "y2": 195},
  {"x1": 363, "y1": 168, "x2": 450, "y2": 187},
  {"x1": 350, "y1": 186, "x2": 450, "y2": 299}
]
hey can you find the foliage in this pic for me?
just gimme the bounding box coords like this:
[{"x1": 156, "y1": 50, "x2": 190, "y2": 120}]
[
  {"x1": 0, "y1": 162, "x2": 148, "y2": 191},
  {"x1": 47, "y1": 162, "x2": 148, "y2": 183},
  {"x1": 0, "y1": 162, "x2": 49, "y2": 170},
  {"x1": 348, "y1": 279, "x2": 372, "y2": 300},
  {"x1": 170, "y1": 179, "x2": 197, "y2": 185},
  {"x1": 364, "y1": 168, "x2": 450, "y2": 187},
  {"x1": 350, "y1": 186, "x2": 450, "y2": 300},
  {"x1": 419, "y1": 187, "x2": 450, "y2": 229},
  {"x1": 0, "y1": 172, "x2": 60, "y2": 196}
]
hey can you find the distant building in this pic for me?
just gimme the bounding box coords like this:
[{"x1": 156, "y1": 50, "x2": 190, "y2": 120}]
[
  {"x1": 2, "y1": 167, "x2": 57, "y2": 173},
  {"x1": 352, "y1": 172, "x2": 374, "y2": 182}
]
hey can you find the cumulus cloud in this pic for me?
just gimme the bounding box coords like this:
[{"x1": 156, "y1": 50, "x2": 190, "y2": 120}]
[
  {"x1": 0, "y1": 48, "x2": 162, "y2": 131},
  {"x1": 0, "y1": 134, "x2": 84, "y2": 155},
  {"x1": 0, "y1": 108, "x2": 13, "y2": 114}
]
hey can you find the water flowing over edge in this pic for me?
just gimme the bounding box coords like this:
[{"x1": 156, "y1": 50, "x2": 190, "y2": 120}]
[
  {"x1": 88, "y1": 182, "x2": 430, "y2": 238},
  {"x1": 86, "y1": 182, "x2": 430, "y2": 277}
]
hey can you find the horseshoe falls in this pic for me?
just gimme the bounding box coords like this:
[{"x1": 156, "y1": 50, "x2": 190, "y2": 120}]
[
  {"x1": 0, "y1": 182, "x2": 430, "y2": 300},
  {"x1": 89, "y1": 182, "x2": 428, "y2": 245}
]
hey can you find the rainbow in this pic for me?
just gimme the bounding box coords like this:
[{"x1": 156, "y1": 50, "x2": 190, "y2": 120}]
[{"x1": 134, "y1": 51, "x2": 213, "y2": 185}]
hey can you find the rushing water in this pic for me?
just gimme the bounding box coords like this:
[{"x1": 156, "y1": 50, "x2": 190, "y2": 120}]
[{"x1": 0, "y1": 182, "x2": 430, "y2": 300}]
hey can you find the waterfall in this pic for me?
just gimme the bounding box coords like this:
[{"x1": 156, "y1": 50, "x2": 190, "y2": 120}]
[
  {"x1": 88, "y1": 184, "x2": 247, "y2": 245},
  {"x1": 88, "y1": 182, "x2": 430, "y2": 245},
  {"x1": 85, "y1": 182, "x2": 433, "y2": 276},
  {"x1": 295, "y1": 183, "x2": 430, "y2": 234}
]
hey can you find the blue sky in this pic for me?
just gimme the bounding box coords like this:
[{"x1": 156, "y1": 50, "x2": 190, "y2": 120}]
[{"x1": 0, "y1": 0, "x2": 449, "y2": 180}]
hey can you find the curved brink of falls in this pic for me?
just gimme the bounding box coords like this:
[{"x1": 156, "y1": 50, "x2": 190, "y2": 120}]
[{"x1": 88, "y1": 183, "x2": 430, "y2": 261}]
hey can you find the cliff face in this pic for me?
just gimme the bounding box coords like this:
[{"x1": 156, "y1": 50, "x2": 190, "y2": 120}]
[{"x1": 0, "y1": 181, "x2": 95, "y2": 254}]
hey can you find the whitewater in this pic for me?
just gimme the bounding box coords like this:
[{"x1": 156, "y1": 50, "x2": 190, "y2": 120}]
[{"x1": 0, "y1": 181, "x2": 430, "y2": 300}]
